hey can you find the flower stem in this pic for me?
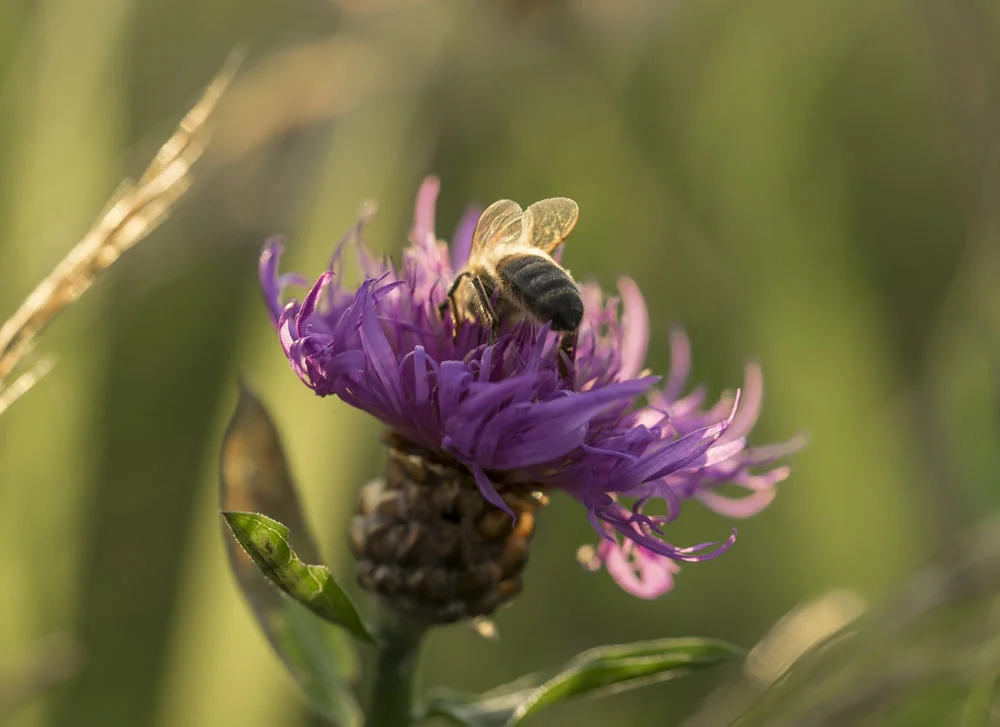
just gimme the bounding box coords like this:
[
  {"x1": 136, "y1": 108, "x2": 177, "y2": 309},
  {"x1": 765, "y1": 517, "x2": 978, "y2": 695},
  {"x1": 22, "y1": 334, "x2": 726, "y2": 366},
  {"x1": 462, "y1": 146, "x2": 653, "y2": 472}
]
[{"x1": 366, "y1": 605, "x2": 427, "y2": 727}]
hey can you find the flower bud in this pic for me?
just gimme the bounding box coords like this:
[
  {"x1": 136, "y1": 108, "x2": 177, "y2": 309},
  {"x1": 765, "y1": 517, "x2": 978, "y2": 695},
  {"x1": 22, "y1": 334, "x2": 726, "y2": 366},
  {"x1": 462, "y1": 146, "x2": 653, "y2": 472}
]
[{"x1": 348, "y1": 434, "x2": 547, "y2": 623}]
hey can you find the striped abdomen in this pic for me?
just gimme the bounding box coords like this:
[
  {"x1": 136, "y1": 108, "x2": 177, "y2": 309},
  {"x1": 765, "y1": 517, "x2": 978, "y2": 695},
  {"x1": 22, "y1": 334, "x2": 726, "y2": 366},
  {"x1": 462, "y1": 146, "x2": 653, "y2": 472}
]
[{"x1": 497, "y1": 254, "x2": 584, "y2": 332}]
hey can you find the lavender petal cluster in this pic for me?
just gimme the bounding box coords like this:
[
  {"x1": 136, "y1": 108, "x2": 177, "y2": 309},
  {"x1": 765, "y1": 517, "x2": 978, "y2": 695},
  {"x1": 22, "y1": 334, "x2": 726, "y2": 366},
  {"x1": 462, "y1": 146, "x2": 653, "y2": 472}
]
[{"x1": 260, "y1": 178, "x2": 802, "y2": 598}]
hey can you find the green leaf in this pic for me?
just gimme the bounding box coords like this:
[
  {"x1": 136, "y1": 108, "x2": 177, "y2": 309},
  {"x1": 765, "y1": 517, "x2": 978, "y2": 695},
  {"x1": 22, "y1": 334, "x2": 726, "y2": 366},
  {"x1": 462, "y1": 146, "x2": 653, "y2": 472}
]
[
  {"x1": 417, "y1": 637, "x2": 743, "y2": 727},
  {"x1": 220, "y1": 383, "x2": 363, "y2": 725},
  {"x1": 703, "y1": 521, "x2": 1000, "y2": 727},
  {"x1": 223, "y1": 510, "x2": 373, "y2": 643}
]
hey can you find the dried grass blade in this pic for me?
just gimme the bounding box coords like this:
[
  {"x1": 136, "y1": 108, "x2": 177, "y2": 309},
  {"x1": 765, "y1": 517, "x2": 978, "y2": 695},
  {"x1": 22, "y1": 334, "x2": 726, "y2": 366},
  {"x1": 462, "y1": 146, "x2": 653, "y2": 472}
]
[
  {"x1": 0, "y1": 52, "x2": 243, "y2": 390},
  {"x1": 0, "y1": 358, "x2": 56, "y2": 417}
]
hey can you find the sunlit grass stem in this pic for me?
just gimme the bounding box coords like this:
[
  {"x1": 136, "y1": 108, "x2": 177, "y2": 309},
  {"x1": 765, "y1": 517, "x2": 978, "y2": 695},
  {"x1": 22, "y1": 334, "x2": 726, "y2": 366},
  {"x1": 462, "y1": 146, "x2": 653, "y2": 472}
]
[{"x1": 0, "y1": 52, "x2": 242, "y2": 413}]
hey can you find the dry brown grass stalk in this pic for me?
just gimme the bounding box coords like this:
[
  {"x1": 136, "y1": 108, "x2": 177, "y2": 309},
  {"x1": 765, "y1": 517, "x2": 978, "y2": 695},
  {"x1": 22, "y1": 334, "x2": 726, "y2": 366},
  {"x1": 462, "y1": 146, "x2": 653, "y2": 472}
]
[
  {"x1": 0, "y1": 358, "x2": 56, "y2": 418},
  {"x1": 0, "y1": 52, "x2": 243, "y2": 414}
]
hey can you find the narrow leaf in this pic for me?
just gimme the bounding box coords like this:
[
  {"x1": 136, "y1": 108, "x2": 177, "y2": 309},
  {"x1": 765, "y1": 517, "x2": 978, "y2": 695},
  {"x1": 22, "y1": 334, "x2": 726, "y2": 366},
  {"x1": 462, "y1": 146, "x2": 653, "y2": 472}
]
[
  {"x1": 223, "y1": 511, "x2": 373, "y2": 643},
  {"x1": 220, "y1": 383, "x2": 362, "y2": 725},
  {"x1": 418, "y1": 637, "x2": 742, "y2": 727},
  {"x1": 721, "y1": 521, "x2": 1000, "y2": 727}
]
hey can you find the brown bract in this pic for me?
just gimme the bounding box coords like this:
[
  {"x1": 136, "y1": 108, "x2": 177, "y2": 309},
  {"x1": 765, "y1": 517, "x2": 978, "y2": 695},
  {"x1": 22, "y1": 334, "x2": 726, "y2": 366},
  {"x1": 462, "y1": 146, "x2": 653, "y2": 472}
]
[{"x1": 349, "y1": 433, "x2": 548, "y2": 624}]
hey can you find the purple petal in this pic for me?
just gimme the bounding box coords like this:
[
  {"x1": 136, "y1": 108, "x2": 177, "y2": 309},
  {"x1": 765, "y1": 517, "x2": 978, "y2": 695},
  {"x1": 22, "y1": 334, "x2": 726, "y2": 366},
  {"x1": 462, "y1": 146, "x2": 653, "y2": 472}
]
[
  {"x1": 472, "y1": 464, "x2": 515, "y2": 520},
  {"x1": 488, "y1": 379, "x2": 658, "y2": 470},
  {"x1": 409, "y1": 346, "x2": 430, "y2": 407},
  {"x1": 596, "y1": 505, "x2": 738, "y2": 562},
  {"x1": 357, "y1": 286, "x2": 405, "y2": 417},
  {"x1": 258, "y1": 178, "x2": 802, "y2": 601},
  {"x1": 630, "y1": 418, "x2": 729, "y2": 482},
  {"x1": 437, "y1": 361, "x2": 471, "y2": 419},
  {"x1": 297, "y1": 271, "x2": 333, "y2": 328},
  {"x1": 259, "y1": 240, "x2": 307, "y2": 326}
]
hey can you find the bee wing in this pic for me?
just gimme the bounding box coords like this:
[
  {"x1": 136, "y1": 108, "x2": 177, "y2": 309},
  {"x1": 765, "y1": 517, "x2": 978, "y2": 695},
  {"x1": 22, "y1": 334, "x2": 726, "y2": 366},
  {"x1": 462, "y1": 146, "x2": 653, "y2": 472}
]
[
  {"x1": 471, "y1": 199, "x2": 524, "y2": 253},
  {"x1": 522, "y1": 197, "x2": 579, "y2": 253}
]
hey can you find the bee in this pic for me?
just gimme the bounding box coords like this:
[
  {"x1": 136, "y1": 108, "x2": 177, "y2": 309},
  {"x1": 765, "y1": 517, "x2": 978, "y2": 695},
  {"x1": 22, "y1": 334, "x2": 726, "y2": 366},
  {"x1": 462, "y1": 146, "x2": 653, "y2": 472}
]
[{"x1": 440, "y1": 197, "x2": 584, "y2": 370}]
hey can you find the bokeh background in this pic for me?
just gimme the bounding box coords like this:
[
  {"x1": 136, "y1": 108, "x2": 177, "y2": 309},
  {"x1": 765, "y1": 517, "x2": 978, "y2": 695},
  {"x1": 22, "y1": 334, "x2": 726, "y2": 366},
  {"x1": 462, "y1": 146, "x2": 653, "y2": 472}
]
[{"x1": 2, "y1": 0, "x2": 999, "y2": 725}]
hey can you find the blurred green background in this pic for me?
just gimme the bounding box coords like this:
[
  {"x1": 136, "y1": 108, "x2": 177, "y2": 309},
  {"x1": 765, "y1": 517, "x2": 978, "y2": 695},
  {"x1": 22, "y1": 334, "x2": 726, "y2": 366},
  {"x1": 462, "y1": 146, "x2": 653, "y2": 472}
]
[{"x1": 2, "y1": 0, "x2": 999, "y2": 725}]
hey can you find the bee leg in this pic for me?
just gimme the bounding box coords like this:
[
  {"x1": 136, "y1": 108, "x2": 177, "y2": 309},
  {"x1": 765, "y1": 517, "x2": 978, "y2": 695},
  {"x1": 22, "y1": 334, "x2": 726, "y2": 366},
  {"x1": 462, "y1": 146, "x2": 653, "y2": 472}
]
[
  {"x1": 558, "y1": 331, "x2": 577, "y2": 382},
  {"x1": 467, "y1": 275, "x2": 500, "y2": 344},
  {"x1": 438, "y1": 296, "x2": 459, "y2": 341},
  {"x1": 440, "y1": 273, "x2": 468, "y2": 341},
  {"x1": 440, "y1": 299, "x2": 458, "y2": 341}
]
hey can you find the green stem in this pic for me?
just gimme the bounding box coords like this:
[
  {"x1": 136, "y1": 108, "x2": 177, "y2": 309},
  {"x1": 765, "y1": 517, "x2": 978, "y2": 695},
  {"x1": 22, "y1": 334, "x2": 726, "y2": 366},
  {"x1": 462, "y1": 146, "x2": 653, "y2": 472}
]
[{"x1": 366, "y1": 606, "x2": 427, "y2": 727}]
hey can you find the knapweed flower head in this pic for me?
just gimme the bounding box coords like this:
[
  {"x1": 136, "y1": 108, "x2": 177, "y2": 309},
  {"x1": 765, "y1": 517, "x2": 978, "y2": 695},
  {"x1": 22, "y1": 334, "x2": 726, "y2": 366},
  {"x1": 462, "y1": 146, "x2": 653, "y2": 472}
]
[{"x1": 260, "y1": 177, "x2": 802, "y2": 600}]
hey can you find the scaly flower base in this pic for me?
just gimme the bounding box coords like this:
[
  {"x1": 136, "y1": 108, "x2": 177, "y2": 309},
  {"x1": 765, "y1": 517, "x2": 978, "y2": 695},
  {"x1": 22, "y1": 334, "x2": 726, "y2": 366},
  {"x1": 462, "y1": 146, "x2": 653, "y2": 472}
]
[{"x1": 349, "y1": 433, "x2": 546, "y2": 623}]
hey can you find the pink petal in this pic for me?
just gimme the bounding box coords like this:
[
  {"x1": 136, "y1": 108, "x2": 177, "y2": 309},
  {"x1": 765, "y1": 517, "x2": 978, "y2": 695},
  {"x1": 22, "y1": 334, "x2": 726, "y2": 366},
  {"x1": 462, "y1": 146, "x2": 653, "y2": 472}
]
[
  {"x1": 721, "y1": 361, "x2": 763, "y2": 443},
  {"x1": 411, "y1": 175, "x2": 440, "y2": 248},
  {"x1": 745, "y1": 434, "x2": 810, "y2": 465},
  {"x1": 617, "y1": 277, "x2": 649, "y2": 381},
  {"x1": 696, "y1": 487, "x2": 777, "y2": 519},
  {"x1": 665, "y1": 326, "x2": 692, "y2": 401},
  {"x1": 602, "y1": 539, "x2": 679, "y2": 599}
]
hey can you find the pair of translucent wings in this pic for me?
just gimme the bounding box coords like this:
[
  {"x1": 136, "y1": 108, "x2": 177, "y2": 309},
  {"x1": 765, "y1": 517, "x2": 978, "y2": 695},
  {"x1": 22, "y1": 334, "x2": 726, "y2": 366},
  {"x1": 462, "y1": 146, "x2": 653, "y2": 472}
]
[{"x1": 471, "y1": 197, "x2": 579, "y2": 254}]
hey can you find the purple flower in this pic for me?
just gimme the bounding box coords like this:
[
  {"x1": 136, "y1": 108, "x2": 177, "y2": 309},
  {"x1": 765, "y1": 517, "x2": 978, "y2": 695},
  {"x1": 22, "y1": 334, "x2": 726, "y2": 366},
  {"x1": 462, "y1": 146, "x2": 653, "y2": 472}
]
[{"x1": 260, "y1": 177, "x2": 803, "y2": 598}]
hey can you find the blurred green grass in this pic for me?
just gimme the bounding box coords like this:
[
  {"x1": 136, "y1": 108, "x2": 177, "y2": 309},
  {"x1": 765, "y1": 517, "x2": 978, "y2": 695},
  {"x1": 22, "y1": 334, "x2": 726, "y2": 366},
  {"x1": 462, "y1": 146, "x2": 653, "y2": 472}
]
[{"x1": 1, "y1": 1, "x2": 998, "y2": 725}]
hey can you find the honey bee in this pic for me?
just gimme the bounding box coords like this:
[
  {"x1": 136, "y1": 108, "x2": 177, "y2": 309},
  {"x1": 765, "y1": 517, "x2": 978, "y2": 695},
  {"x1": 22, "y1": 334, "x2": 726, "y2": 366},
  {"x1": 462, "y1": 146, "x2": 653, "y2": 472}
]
[{"x1": 440, "y1": 197, "x2": 584, "y2": 369}]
